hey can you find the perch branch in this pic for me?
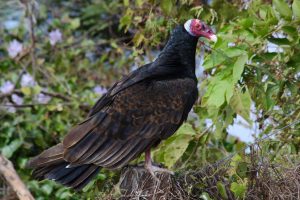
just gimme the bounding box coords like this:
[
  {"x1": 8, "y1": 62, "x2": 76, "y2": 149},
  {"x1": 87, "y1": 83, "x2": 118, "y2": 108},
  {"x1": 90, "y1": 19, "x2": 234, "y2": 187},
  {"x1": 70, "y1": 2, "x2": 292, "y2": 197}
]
[{"x1": 0, "y1": 154, "x2": 34, "y2": 200}]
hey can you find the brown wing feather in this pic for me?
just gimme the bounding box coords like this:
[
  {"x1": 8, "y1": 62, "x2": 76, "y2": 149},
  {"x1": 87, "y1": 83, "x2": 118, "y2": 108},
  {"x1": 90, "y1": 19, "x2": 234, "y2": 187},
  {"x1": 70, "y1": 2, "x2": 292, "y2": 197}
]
[
  {"x1": 61, "y1": 78, "x2": 197, "y2": 169},
  {"x1": 27, "y1": 143, "x2": 64, "y2": 168}
]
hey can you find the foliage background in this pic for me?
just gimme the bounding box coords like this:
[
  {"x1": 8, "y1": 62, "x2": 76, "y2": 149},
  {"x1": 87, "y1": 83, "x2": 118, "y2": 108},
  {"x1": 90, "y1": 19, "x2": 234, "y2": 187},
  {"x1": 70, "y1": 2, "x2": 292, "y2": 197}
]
[{"x1": 0, "y1": 0, "x2": 299, "y2": 199}]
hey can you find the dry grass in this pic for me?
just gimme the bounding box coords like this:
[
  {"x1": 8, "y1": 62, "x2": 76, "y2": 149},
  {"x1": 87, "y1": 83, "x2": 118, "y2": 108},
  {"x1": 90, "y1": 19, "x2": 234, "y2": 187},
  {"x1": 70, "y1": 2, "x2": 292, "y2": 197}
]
[{"x1": 115, "y1": 144, "x2": 300, "y2": 200}]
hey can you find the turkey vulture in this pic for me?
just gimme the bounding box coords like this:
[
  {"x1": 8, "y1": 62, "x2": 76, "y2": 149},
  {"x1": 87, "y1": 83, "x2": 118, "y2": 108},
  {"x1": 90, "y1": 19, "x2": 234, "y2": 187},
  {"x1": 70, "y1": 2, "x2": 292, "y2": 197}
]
[{"x1": 27, "y1": 19, "x2": 217, "y2": 190}]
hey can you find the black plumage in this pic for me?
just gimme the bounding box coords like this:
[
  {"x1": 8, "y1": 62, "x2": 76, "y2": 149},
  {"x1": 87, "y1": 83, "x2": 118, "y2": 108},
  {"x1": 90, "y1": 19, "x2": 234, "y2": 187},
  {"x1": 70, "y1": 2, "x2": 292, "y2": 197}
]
[{"x1": 28, "y1": 20, "x2": 216, "y2": 190}]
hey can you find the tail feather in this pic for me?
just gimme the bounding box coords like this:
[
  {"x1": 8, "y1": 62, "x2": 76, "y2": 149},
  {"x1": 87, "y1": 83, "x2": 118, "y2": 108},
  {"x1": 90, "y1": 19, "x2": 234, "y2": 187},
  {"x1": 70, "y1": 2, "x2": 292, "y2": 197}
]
[
  {"x1": 27, "y1": 144, "x2": 101, "y2": 191},
  {"x1": 73, "y1": 166, "x2": 101, "y2": 191}
]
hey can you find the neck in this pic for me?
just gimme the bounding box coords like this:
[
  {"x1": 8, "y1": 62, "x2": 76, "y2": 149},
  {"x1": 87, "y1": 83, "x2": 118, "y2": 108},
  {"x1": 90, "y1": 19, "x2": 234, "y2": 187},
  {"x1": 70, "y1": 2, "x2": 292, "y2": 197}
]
[{"x1": 153, "y1": 26, "x2": 198, "y2": 77}]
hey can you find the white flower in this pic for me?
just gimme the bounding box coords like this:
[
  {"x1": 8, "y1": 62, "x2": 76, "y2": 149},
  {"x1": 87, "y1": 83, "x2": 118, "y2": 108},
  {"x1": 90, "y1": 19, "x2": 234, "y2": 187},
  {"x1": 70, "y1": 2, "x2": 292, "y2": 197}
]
[
  {"x1": 228, "y1": 42, "x2": 236, "y2": 47},
  {"x1": 49, "y1": 29, "x2": 62, "y2": 46},
  {"x1": 93, "y1": 85, "x2": 107, "y2": 95},
  {"x1": 36, "y1": 93, "x2": 51, "y2": 104},
  {"x1": 7, "y1": 40, "x2": 23, "y2": 58},
  {"x1": 0, "y1": 81, "x2": 14, "y2": 94},
  {"x1": 12, "y1": 94, "x2": 23, "y2": 105},
  {"x1": 21, "y1": 73, "x2": 36, "y2": 87}
]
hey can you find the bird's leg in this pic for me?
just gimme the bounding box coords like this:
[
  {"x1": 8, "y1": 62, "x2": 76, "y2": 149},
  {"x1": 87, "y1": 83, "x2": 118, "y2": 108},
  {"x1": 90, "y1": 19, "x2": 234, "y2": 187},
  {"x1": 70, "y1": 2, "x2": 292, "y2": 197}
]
[
  {"x1": 144, "y1": 149, "x2": 158, "y2": 181},
  {"x1": 144, "y1": 149, "x2": 174, "y2": 181}
]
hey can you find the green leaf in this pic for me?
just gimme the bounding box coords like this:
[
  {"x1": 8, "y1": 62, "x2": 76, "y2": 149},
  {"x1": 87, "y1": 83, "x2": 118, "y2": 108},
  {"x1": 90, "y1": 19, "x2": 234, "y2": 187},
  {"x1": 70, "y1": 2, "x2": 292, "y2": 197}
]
[
  {"x1": 70, "y1": 18, "x2": 80, "y2": 30},
  {"x1": 133, "y1": 32, "x2": 145, "y2": 46},
  {"x1": 229, "y1": 88, "x2": 251, "y2": 123},
  {"x1": 33, "y1": 85, "x2": 42, "y2": 95},
  {"x1": 154, "y1": 123, "x2": 195, "y2": 168},
  {"x1": 203, "y1": 51, "x2": 226, "y2": 70},
  {"x1": 217, "y1": 182, "x2": 228, "y2": 199},
  {"x1": 236, "y1": 162, "x2": 248, "y2": 178},
  {"x1": 21, "y1": 87, "x2": 31, "y2": 96},
  {"x1": 1, "y1": 139, "x2": 22, "y2": 158},
  {"x1": 200, "y1": 192, "x2": 213, "y2": 200},
  {"x1": 226, "y1": 48, "x2": 247, "y2": 58},
  {"x1": 273, "y1": 0, "x2": 292, "y2": 20},
  {"x1": 233, "y1": 54, "x2": 248, "y2": 82},
  {"x1": 239, "y1": 18, "x2": 254, "y2": 29},
  {"x1": 119, "y1": 9, "x2": 133, "y2": 31},
  {"x1": 292, "y1": 0, "x2": 300, "y2": 19},
  {"x1": 160, "y1": 0, "x2": 173, "y2": 15},
  {"x1": 204, "y1": 79, "x2": 234, "y2": 107},
  {"x1": 206, "y1": 81, "x2": 226, "y2": 107},
  {"x1": 123, "y1": 0, "x2": 129, "y2": 6},
  {"x1": 231, "y1": 182, "x2": 246, "y2": 198},
  {"x1": 41, "y1": 184, "x2": 53, "y2": 195},
  {"x1": 267, "y1": 37, "x2": 292, "y2": 45},
  {"x1": 135, "y1": 0, "x2": 144, "y2": 7}
]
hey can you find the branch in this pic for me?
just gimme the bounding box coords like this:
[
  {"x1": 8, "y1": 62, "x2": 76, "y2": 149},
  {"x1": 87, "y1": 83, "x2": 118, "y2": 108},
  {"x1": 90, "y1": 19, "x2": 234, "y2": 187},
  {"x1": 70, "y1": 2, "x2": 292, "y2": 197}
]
[
  {"x1": 40, "y1": 91, "x2": 71, "y2": 101},
  {"x1": 0, "y1": 154, "x2": 34, "y2": 200}
]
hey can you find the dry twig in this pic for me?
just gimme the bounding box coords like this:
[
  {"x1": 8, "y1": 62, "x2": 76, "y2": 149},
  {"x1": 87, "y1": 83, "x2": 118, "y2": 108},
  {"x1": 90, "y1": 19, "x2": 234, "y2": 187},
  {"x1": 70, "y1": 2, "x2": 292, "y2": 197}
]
[{"x1": 0, "y1": 154, "x2": 34, "y2": 200}]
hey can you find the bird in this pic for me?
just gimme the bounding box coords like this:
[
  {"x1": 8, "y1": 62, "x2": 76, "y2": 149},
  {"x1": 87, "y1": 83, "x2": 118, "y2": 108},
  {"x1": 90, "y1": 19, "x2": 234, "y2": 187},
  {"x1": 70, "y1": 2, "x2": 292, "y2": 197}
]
[{"x1": 27, "y1": 19, "x2": 217, "y2": 191}]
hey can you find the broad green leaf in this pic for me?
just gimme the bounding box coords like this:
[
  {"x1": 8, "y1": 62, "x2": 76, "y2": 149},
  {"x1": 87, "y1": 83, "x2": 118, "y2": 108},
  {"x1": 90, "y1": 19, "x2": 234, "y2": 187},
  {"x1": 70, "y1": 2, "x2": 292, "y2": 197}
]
[
  {"x1": 225, "y1": 82, "x2": 234, "y2": 103},
  {"x1": 226, "y1": 48, "x2": 247, "y2": 58},
  {"x1": 292, "y1": 0, "x2": 300, "y2": 19},
  {"x1": 203, "y1": 51, "x2": 227, "y2": 69},
  {"x1": 177, "y1": 123, "x2": 196, "y2": 136},
  {"x1": 239, "y1": 18, "x2": 253, "y2": 29},
  {"x1": 229, "y1": 88, "x2": 251, "y2": 123},
  {"x1": 282, "y1": 26, "x2": 299, "y2": 41},
  {"x1": 268, "y1": 37, "x2": 292, "y2": 45},
  {"x1": 231, "y1": 182, "x2": 246, "y2": 198},
  {"x1": 206, "y1": 81, "x2": 227, "y2": 107},
  {"x1": 154, "y1": 123, "x2": 195, "y2": 168},
  {"x1": 233, "y1": 54, "x2": 248, "y2": 82},
  {"x1": 1, "y1": 139, "x2": 22, "y2": 158},
  {"x1": 273, "y1": 0, "x2": 292, "y2": 20}
]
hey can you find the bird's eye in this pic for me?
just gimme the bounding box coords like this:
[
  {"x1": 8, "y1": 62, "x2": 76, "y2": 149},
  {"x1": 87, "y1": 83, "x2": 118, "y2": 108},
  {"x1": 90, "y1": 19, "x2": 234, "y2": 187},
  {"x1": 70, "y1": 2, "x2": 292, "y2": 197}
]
[{"x1": 195, "y1": 23, "x2": 201, "y2": 29}]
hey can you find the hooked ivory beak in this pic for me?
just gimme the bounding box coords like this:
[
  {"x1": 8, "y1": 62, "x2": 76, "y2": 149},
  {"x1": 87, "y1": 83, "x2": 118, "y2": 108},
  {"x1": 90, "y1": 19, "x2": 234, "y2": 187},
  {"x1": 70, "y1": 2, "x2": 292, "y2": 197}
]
[{"x1": 209, "y1": 34, "x2": 218, "y2": 43}]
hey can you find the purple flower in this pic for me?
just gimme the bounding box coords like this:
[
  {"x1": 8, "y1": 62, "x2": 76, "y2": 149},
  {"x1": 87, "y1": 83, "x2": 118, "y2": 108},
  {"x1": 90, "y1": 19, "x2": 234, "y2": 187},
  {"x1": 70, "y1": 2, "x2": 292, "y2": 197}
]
[
  {"x1": 4, "y1": 103, "x2": 16, "y2": 113},
  {"x1": 93, "y1": 85, "x2": 107, "y2": 95},
  {"x1": 36, "y1": 93, "x2": 51, "y2": 104},
  {"x1": 21, "y1": 73, "x2": 36, "y2": 87},
  {"x1": 12, "y1": 94, "x2": 23, "y2": 105},
  {"x1": 7, "y1": 40, "x2": 23, "y2": 58},
  {"x1": 49, "y1": 29, "x2": 62, "y2": 46},
  {"x1": 0, "y1": 81, "x2": 14, "y2": 94}
]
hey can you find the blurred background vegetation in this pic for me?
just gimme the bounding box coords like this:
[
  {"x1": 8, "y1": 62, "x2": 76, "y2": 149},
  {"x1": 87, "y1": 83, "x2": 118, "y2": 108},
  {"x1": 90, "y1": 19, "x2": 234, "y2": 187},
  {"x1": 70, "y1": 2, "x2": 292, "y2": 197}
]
[{"x1": 0, "y1": 0, "x2": 299, "y2": 199}]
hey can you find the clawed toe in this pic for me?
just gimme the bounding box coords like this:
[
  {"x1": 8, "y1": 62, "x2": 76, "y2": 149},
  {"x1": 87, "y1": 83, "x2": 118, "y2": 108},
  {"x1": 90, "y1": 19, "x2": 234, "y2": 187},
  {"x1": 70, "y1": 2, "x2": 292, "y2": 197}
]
[
  {"x1": 145, "y1": 164, "x2": 174, "y2": 182},
  {"x1": 151, "y1": 166, "x2": 174, "y2": 175},
  {"x1": 144, "y1": 149, "x2": 174, "y2": 182}
]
